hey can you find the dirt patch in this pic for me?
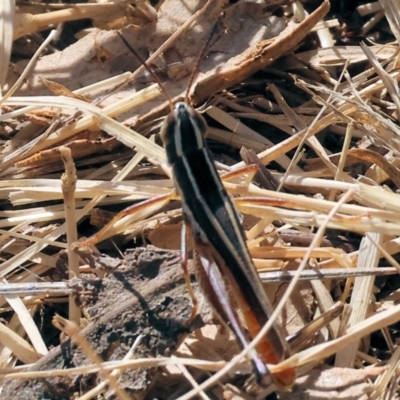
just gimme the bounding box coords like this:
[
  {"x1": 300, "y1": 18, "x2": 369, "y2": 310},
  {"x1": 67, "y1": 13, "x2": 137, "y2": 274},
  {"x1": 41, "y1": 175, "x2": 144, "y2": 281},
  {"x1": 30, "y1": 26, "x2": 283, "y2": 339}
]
[{"x1": 0, "y1": 247, "x2": 202, "y2": 400}]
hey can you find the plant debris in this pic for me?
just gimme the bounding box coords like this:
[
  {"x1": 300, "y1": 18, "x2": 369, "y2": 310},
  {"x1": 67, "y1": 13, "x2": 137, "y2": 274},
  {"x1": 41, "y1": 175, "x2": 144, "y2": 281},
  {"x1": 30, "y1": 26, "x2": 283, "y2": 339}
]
[{"x1": 2, "y1": 0, "x2": 400, "y2": 399}]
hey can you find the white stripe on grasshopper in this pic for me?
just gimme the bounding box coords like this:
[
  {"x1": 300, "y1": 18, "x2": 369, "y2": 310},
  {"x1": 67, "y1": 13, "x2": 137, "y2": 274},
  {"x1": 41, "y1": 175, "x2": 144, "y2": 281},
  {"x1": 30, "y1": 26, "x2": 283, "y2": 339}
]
[
  {"x1": 180, "y1": 150, "x2": 253, "y2": 275},
  {"x1": 173, "y1": 103, "x2": 205, "y2": 158}
]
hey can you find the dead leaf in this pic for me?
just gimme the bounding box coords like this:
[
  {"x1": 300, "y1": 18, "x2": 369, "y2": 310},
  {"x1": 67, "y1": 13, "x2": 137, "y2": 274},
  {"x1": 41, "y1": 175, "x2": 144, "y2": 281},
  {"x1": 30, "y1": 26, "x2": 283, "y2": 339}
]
[
  {"x1": 41, "y1": 78, "x2": 91, "y2": 103},
  {"x1": 15, "y1": 137, "x2": 118, "y2": 168},
  {"x1": 148, "y1": 221, "x2": 182, "y2": 250}
]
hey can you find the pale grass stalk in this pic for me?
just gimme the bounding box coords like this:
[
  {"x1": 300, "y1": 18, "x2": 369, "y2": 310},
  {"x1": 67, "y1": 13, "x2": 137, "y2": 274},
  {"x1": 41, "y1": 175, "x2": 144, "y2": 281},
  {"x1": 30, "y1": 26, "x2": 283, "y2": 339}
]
[
  {"x1": 273, "y1": 303, "x2": 400, "y2": 373},
  {"x1": 379, "y1": 0, "x2": 400, "y2": 43},
  {"x1": 0, "y1": 258, "x2": 55, "y2": 283},
  {"x1": 356, "y1": 350, "x2": 380, "y2": 365},
  {"x1": 0, "y1": 282, "x2": 71, "y2": 296},
  {"x1": 175, "y1": 189, "x2": 355, "y2": 400},
  {"x1": 323, "y1": 235, "x2": 400, "y2": 275},
  {"x1": 276, "y1": 175, "x2": 357, "y2": 191},
  {"x1": 53, "y1": 315, "x2": 130, "y2": 400},
  {"x1": 329, "y1": 122, "x2": 354, "y2": 201},
  {"x1": 3, "y1": 294, "x2": 47, "y2": 356},
  {"x1": 340, "y1": 275, "x2": 354, "y2": 303},
  {"x1": 206, "y1": 106, "x2": 300, "y2": 172},
  {"x1": 0, "y1": 320, "x2": 39, "y2": 364},
  {"x1": 207, "y1": 127, "x2": 266, "y2": 152},
  {"x1": 0, "y1": 30, "x2": 57, "y2": 105},
  {"x1": 357, "y1": 2, "x2": 381, "y2": 16},
  {"x1": 310, "y1": 280, "x2": 339, "y2": 338},
  {"x1": 381, "y1": 326, "x2": 395, "y2": 353},
  {"x1": 0, "y1": 219, "x2": 31, "y2": 251},
  {"x1": 0, "y1": 84, "x2": 162, "y2": 171},
  {"x1": 357, "y1": 184, "x2": 400, "y2": 214},
  {"x1": 296, "y1": 45, "x2": 397, "y2": 68},
  {"x1": 250, "y1": 246, "x2": 350, "y2": 266},
  {"x1": 3, "y1": 357, "x2": 227, "y2": 379},
  {"x1": 0, "y1": 0, "x2": 14, "y2": 94},
  {"x1": 361, "y1": 10, "x2": 385, "y2": 35},
  {"x1": 0, "y1": 228, "x2": 68, "y2": 249},
  {"x1": 134, "y1": 1, "x2": 157, "y2": 21},
  {"x1": 300, "y1": 77, "x2": 400, "y2": 156},
  {"x1": 0, "y1": 210, "x2": 66, "y2": 228},
  {"x1": 275, "y1": 54, "x2": 351, "y2": 187},
  {"x1": 7, "y1": 264, "x2": 53, "y2": 285},
  {"x1": 5, "y1": 178, "x2": 172, "y2": 205},
  {"x1": 232, "y1": 103, "x2": 358, "y2": 171},
  {"x1": 59, "y1": 147, "x2": 80, "y2": 323},
  {"x1": 268, "y1": 82, "x2": 331, "y2": 192},
  {"x1": 365, "y1": 232, "x2": 400, "y2": 273},
  {"x1": 0, "y1": 71, "x2": 132, "y2": 121},
  {"x1": 311, "y1": 19, "x2": 340, "y2": 31},
  {"x1": 13, "y1": 4, "x2": 123, "y2": 40},
  {"x1": 229, "y1": 181, "x2": 400, "y2": 222},
  {"x1": 0, "y1": 360, "x2": 31, "y2": 374},
  {"x1": 3, "y1": 94, "x2": 165, "y2": 163},
  {"x1": 1, "y1": 177, "x2": 172, "y2": 191},
  {"x1": 360, "y1": 42, "x2": 400, "y2": 114},
  {"x1": 245, "y1": 216, "x2": 273, "y2": 244},
  {"x1": 0, "y1": 307, "x2": 39, "y2": 369},
  {"x1": 337, "y1": 232, "x2": 382, "y2": 368},
  {"x1": 0, "y1": 150, "x2": 146, "y2": 279},
  {"x1": 252, "y1": 259, "x2": 287, "y2": 270},
  {"x1": 0, "y1": 364, "x2": 31, "y2": 373},
  {"x1": 235, "y1": 202, "x2": 400, "y2": 236},
  {"x1": 293, "y1": 1, "x2": 334, "y2": 47},
  {"x1": 258, "y1": 268, "x2": 398, "y2": 282},
  {"x1": 171, "y1": 355, "x2": 211, "y2": 400}
]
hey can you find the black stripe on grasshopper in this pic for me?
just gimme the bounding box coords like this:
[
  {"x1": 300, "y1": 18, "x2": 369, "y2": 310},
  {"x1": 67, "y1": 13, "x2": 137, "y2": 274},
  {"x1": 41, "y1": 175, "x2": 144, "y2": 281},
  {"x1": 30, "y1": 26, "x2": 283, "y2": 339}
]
[{"x1": 160, "y1": 101, "x2": 294, "y2": 387}]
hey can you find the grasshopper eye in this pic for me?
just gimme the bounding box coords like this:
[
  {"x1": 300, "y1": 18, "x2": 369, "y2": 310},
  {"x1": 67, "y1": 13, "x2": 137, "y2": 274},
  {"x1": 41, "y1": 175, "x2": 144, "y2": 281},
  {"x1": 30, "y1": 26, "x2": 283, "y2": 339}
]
[
  {"x1": 160, "y1": 111, "x2": 177, "y2": 148},
  {"x1": 187, "y1": 106, "x2": 208, "y2": 138}
]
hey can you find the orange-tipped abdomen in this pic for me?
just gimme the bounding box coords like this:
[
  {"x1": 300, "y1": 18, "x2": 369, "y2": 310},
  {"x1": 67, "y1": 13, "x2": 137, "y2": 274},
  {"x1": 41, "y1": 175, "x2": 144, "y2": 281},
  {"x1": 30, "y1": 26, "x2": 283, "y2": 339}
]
[{"x1": 243, "y1": 307, "x2": 296, "y2": 389}]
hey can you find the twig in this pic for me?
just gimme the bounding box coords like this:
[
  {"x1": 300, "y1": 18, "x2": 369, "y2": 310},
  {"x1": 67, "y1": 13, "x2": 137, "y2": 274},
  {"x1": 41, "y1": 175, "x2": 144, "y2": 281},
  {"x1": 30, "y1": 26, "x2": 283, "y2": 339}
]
[{"x1": 59, "y1": 146, "x2": 80, "y2": 323}]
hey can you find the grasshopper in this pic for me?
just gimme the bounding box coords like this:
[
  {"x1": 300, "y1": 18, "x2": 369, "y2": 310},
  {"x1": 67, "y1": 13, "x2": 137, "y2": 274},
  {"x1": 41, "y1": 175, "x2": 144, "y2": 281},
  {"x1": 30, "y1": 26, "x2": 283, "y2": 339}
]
[
  {"x1": 78, "y1": 26, "x2": 296, "y2": 389},
  {"x1": 159, "y1": 97, "x2": 295, "y2": 387}
]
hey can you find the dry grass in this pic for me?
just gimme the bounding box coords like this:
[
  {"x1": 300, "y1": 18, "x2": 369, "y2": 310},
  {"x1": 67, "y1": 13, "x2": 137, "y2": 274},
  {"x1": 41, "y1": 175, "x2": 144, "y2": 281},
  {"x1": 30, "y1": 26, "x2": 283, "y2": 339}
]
[{"x1": 2, "y1": 0, "x2": 400, "y2": 399}]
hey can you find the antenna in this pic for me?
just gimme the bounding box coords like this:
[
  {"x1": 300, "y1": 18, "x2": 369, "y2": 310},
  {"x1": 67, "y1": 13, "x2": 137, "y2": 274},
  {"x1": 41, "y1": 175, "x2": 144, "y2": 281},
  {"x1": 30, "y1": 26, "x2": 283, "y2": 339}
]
[
  {"x1": 118, "y1": 13, "x2": 222, "y2": 108},
  {"x1": 117, "y1": 32, "x2": 174, "y2": 111},
  {"x1": 184, "y1": 15, "x2": 222, "y2": 104}
]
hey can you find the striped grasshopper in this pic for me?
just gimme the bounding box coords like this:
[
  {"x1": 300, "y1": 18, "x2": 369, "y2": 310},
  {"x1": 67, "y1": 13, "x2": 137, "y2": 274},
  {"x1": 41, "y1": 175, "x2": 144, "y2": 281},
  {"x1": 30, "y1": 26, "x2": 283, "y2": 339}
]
[
  {"x1": 160, "y1": 97, "x2": 295, "y2": 387},
  {"x1": 77, "y1": 27, "x2": 296, "y2": 389}
]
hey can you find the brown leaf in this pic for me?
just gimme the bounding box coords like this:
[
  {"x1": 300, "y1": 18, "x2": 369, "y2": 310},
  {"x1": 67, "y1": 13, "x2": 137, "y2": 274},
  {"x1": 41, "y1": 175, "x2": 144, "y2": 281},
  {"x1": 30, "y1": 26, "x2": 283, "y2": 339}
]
[
  {"x1": 148, "y1": 221, "x2": 183, "y2": 250},
  {"x1": 41, "y1": 78, "x2": 91, "y2": 103}
]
